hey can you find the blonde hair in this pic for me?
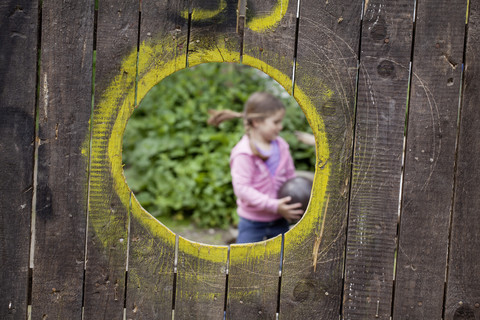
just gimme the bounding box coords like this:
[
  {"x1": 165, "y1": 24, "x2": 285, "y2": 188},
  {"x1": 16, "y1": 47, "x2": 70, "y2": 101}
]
[{"x1": 208, "y1": 92, "x2": 285, "y2": 159}]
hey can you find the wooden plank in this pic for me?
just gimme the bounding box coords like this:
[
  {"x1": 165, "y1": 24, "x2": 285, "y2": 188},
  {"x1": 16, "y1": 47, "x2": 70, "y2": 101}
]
[
  {"x1": 242, "y1": 0, "x2": 297, "y2": 93},
  {"x1": 137, "y1": 0, "x2": 189, "y2": 97},
  {"x1": 82, "y1": 0, "x2": 138, "y2": 319},
  {"x1": 0, "y1": 1, "x2": 38, "y2": 318},
  {"x1": 175, "y1": 238, "x2": 228, "y2": 319},
  {"x1": 392, "y1": 0, "x2": 467, "y2": 318},
  {"x1": 280, "y1": 0, "x2": 362, "y2": 318},
  {"x1": 224, "y1": 3, "x2": 296, "y2": 317},
  {"x1": 342, "y1": 1, "x2": 414, "y2": 318},
  {"x1": 188, "y1": 0, "x2": 242, "y2": 66},
  {"x1": 135, "y1": 3, "x2": 231, "y2": 317},
  {"x1": 444, "y1": 1, "x2": 480, "y2": 318},
  {"x1": 30, "y1": 0, "x2": 94, "y2": 319},
  {"x1": 126, "y1": 198, "x2": 176, "y2": 319},
  {"x1": 227, "y1": 237, "x2": 282, "y2": 319},
  {"x1": 125, "y1": 1, "x2": 187, "y2": 318}
]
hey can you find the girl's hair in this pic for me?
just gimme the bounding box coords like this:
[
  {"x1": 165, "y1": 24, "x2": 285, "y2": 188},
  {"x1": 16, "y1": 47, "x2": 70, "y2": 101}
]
[
  {"x1": 208, "y1": 92, "x2": 285, "y2": 159},
  {"x1": 208, "y1": 92, "x2": 285, "y2": 129}
]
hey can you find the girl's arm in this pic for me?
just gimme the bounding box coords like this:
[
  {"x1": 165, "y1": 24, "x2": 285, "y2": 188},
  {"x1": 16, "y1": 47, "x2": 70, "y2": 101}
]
[
  {"x1": 295, "y1": 131, "x2": 315, "y2": 146},
  {"x1": 230, "y1": 154, "x2": 278, "y2": 214}
]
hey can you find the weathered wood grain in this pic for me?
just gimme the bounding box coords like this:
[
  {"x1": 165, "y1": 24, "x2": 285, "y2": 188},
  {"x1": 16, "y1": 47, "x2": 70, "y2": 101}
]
[
  {"x1": 393, "y1": 0, "x2": 467, "y2": 318},
  {"x1": 30, "y1": 0, "x2": 94, "y2": 319},
  {"x1": 175, "y1": 238, "x2": 228, "y2": 319},
  {"x1": 83, "y1": 0, "x2": 138, "y2": 318},
  {"x1": 444, "y1": 1, "x2": 480, "y2": 318},
  {"x1": 280, "y1": 0, "x2": 362, "y2": 318},
  {"x1": 5, "y1": 1, "x2": 480, "y2": 319},
  {"x1": 188, "y1": 0, "x2": 242, "y2": 65},
  {"x1": 227, "y1": 237, "x2": 282, "y2": 319},
  {"x1": 126, "y1": 198, "x2": 176, "y2": 319},
  {"x1": 135, "y1": 1, "x2": 233, "y2": 317},
  {"x1": 342, "y1": 1, "x2": 414, "y2": 318},
  {"x1": 0, "y1": 1, "x2": 38, "y2": 318},
  {"x1": 125, "y1": 1, "x2": 188, "y2": 318},
  {"x1": 224, "y1": 2, "x2": 297, "y2": 316},
  {"x1": 242, "y1": 0, "x2": 297, "y2": 93},
  {"x1": 137, "y1": 0, "x2": 189, "y2": 97}
]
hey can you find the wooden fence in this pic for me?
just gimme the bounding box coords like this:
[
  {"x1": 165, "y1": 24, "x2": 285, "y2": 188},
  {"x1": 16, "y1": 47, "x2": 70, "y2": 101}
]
[{"x1": 1, "y1": 0, "x2": 479, "y2": 319}]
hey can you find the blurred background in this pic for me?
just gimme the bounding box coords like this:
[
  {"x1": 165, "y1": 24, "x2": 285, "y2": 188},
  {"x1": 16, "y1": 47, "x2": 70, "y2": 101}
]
[{"x1": 122, "y1": 62, "x2": 315, "y2": 243}]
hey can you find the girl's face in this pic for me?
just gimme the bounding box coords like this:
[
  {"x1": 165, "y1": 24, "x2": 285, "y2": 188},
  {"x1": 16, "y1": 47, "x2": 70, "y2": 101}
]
[{"x1": 252, "y1": 109, "x2": 285, "y2": 143}]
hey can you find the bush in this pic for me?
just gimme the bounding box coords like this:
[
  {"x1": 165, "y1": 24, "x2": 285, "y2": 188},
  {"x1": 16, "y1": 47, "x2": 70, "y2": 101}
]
[{"x1": 122, "y1": 63, "x2": 315, "y2": 228}]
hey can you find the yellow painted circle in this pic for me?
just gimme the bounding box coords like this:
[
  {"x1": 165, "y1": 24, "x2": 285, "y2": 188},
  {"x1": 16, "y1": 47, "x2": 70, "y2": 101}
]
[{"x1": 87, "y1": 39, "x2": 331, "y2": 259}]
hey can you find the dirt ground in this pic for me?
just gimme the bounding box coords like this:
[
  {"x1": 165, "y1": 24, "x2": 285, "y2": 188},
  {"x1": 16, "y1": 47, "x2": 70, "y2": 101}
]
[{"x1": 169, "y1": 224, "x2": 238, "y2": 246}]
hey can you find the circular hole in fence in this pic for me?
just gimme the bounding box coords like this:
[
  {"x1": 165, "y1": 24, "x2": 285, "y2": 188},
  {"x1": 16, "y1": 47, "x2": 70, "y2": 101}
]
[{"x1": 122, "y1": 62, "x2": 315, "y2": 245}]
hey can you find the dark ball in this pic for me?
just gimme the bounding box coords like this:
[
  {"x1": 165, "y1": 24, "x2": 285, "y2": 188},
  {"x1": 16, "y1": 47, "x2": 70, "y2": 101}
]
[{"x1": 278, "y1": 176, "x2": 313, "y2": 213}]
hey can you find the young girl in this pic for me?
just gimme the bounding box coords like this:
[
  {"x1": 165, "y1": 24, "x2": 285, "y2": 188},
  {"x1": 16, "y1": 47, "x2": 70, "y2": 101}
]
[{"x1": 208, "y1": 92, "x2": 303, "y2": 243}]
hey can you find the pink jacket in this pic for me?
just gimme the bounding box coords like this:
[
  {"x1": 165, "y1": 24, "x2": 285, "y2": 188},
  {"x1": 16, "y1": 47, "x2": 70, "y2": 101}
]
[{"x1": 230, "y1": 135, "x2": 296, "y2": 222}]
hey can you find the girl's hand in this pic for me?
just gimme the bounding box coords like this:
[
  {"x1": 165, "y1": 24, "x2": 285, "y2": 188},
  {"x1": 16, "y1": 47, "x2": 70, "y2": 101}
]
[{"x1": 277, "y1": 196, "x2": 304, "y2": 222}]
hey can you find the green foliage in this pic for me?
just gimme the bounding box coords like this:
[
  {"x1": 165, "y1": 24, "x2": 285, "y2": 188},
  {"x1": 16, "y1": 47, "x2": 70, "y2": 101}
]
[{"x1": 122, "y1": 63, "x2": 315, "y2": 228}]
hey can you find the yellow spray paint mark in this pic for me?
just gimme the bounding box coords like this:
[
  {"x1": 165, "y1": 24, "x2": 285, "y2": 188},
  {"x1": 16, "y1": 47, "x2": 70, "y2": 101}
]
[
  {"x1": 179, "y1": 236, "x2": 228, "y2": 264},
  {"x1": 181, "y1": 0, "x2": 227, "y2": 21},
  {"x1": 242, "y1": 55, "x2": 293, "y2": 94},
  {"x1": 131, "y1": 194, "x2": 177, "y2": 248},
  {"x1": 184, "y1": 37, "x2": 241, "y2": 67},
  {"x1": 466, "y1": 0, "x2": 470, "y2": 24},
  {"x1": 283, "y1": 85, "x2": 331, "y2": 245},
  {"x1": 84, "y1": 35, "x2": 331, "y2": 262},
  {"x1": 247, "y1": 0, "x2": 289, "y2": 32},
  {"x1": 229, "y1": 234, "x2": 282, "y2": 264}
]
